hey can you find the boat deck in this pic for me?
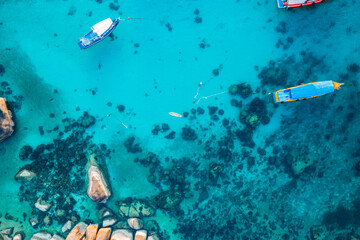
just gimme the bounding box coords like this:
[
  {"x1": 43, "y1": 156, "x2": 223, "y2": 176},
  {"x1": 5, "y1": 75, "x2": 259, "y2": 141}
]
[
  {"x1": 275, "y1": 81, "x2": 335, "y2": 103},
  {"x1": 278, "y1": 0, "x2": 326, "y2": 8}
]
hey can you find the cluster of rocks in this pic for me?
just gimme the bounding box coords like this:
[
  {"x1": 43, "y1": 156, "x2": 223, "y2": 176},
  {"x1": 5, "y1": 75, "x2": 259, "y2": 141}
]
[
  {"x1": 118, "y1": 199, "x2": 155, "y2": 218},
  {"x1": 0, "y1": 228, "x2": 24, "y2": 240},
  {"x1": 0, "y1": 97, "x2": 14, "y2": 142},
  {"x1": 55, "y1": 198, "x2": 158, "y2": 240},
  {"x1": 28, "y1": 219, "x2": 160, "y2": 240},
  {"x1": 14, "y1": 112, "x2": 112, "y2": 228}
]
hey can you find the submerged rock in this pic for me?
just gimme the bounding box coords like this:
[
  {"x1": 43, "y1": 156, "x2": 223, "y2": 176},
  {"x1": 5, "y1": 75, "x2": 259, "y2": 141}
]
[
  {"x1": 310, "y1": 225, "x2": 327, "y2": 240},
  {"x1": 102, "y1": 216, "x2": 118, "y2": 227},
  {"x1": 13, "y1": 232, "x2": 25, "y2": 240},
  {"x1": 147, "y1": 232, "x2": 161, "y2": 240},
  {"x1": 81, "y1": 111, "x2": 95, "y2": 128},
  {"x1": 153, "y1": 190, "x2": 183, "y2": 211},
  {"x1": 0, "y1": 97, "x2": 14, "y2": 142},
  {"x1": 85, "y1": 224, "x2": 98, "y2": 240},
  {"x1": 32, "y1": 231, "x2": 52, "y2": 240},
  {"x1": 15, "y1": 169, "x2": 36, "y2": 181},
  {"x1": 134, "y1": 230, "x2": 147, "y2": 240},
  {"x1": 65, "y1": 222, "x2": 88, "y2": 240},
  {"x1": 86, "y1": 155, "x2": 111, "y2": 203},
  {"x1": 118, "y1": 199, "x2": 154, "y2": 217},
  {"x1": 35, "y1": 198, "x2": 52, "y2": 212},
  {"x1": 127, "y1": 218, "x2": 143, "y2": 230},
  {"x1": 110, "y1": 229, "x2": 133, "y2": 240},
  {"x1": 62, "y1": 220, "x2": 74, "y2": 233},
  {"x1": 98, "y1": 206, "x2": 114, "y2": 219},
  {"x1": 228, "y1": 84, "x2": 238, "y2": 95},
  {"x1": 1, "y1": 227, "x2": 13, "y2": 235},
  {"x1": 50, "y1": 234, "x2": 65, "y2": 240},
  {"x1": 289, "y1": 146, "x2": 315, "y2": 176},
  {"x1": 43, "y1": 215, "x2": 53, "y2": 226},
  {"x1": 29, "y1": 216, "x2": 40, "y2": 227}
]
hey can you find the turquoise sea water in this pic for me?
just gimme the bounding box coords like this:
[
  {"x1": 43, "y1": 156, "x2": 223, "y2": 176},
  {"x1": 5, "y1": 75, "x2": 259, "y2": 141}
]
[{"x1": 1, "y1": 0, "x2": 360, "y2": 239}]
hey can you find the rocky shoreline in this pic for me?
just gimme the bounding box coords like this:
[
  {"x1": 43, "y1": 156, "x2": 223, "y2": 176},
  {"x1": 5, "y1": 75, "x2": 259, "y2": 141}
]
[{"x1": 0, "y1": 97, "x2": 14, "y2": 142}]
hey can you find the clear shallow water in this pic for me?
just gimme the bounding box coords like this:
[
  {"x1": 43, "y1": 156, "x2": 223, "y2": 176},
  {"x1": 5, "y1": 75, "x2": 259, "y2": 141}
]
[{"x1": 0, "y1": 0, "x2": 360, "y2": 239}]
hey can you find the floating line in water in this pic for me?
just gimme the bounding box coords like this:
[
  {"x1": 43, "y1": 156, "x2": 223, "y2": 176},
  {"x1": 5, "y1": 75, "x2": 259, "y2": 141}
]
[
  {"x1": 106, "y1": 114, "x2": 128, "y2": 129},
  {"x1": 194, "y1": 82, "x2": 203, "y2": 99},
  {"x1": 194, "y1": 91, "x2": 227, "y2": 104}
]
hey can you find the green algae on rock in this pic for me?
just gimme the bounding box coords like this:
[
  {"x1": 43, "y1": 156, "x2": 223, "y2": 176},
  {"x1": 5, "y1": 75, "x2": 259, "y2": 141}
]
[
  {"x1": 229, "y1": 82, "x2": 253, "y2": 99},
  {"x1": 118, "y1": 199, "x2": 155, "y2": 218},
  {"x1": 310, "y1": 225, "x2": 327, "y2": 240},
  {"x1": 153, "y1": 190, "x2": 183, "y2": 211},
  {"x1": 228, "y1": 84, "x2": 238, "y2": 95}
]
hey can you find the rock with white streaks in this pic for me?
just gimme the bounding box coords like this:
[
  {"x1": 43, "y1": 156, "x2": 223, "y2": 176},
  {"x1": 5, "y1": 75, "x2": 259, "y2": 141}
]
[
  {"x1": 134, "y1": 230, "x2": 147, "y2": 240},
  {"x1": 65, "y1": 222, "x2": 88, "y2": 240},
  {"x1": 110, "y1": 229, "x2": 133, "y2": 240},
  {"x1": 87, "y1": 155, "x2": 111, "y2": 203},
  {"x1": 15, "y1": 169, "x2": 36, "y2": 181},
  {"x1": 31, "y1": 231, "x2": 52, "y2": 240},
  {"x1": 85, "y1": 224, "x2": 98, "y2": 240},
  {"x1": 35, "y1": 198, "x2": 52, "y2": 212},
  {"x1": 127, "y1": 218, "x2": 143, "y2": 230},
  {"x1": 94, "y1": 228, "x2": 111, "y2": 240}
]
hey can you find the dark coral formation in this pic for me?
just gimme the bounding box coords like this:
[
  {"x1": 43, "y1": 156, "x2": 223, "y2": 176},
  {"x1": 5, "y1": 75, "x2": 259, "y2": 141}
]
[
  {"x1": 258, "y1": 52, "x2": 327, "y2": 88},
  {"x1": 229, "y1": 82, "x2": 253, "y2": 99},
  {"x1": 181, "y1": 126, "x2": 197, "y2": 141},
  {"x1": 0, "y1": 64, "x2": 5, "y2": 76},
  {"x1": 134, "y1": 153, "x2": 193, "y2": 215},
  {"x1": 16, "y1": 112, "x2": 111, "y2": 228},
  {"x1": 239, "y1": 98, "x2": 270, "y2": 128},
  {"x1": 124, "y1": 136, "x2": 142, "y2": 153},
  {"x1": 116, "y1": 104, "x2": 125, "y2": 112},
  {"x1": 347, "y1": 63, "x2": 360, "y2": 73},
  {"x1": 275, "y1": 21, "x2": 288, "y2": 34},
  {"x1": 194, "y1": 9, "x2": 202, "y2": 23},
  {"x1": 151, "y1": 123, "x2": 174, "y2": 139},
  {"x1": 109, "y1": 1, "x2": 120, "y2": 11},
  {"x1": 0, "y1": 81, "x2": 24, "y2": 111},
  {"x1": 258, "y1": 60, "x2": 289, "y2": 87}
]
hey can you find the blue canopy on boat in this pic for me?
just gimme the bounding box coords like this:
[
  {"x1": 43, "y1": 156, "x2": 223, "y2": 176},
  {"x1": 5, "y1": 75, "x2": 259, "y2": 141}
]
[{"x1": 276, "y1": 81, "x2": 334, "y2": 102}]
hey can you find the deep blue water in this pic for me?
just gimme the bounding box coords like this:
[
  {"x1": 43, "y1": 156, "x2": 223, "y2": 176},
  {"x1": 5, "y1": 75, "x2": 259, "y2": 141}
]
[{"x1": 0, "y1": 0, "x2": 360, "y2": 239}]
